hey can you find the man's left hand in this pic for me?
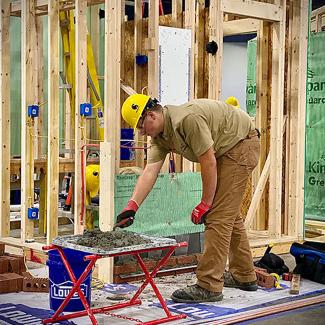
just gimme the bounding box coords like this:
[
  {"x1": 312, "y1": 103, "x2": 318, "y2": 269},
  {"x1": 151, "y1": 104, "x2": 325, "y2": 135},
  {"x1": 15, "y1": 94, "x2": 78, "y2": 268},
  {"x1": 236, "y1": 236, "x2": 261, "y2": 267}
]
[{"x1": 191, "y1": 201, "x2": 211, "y2": 225}]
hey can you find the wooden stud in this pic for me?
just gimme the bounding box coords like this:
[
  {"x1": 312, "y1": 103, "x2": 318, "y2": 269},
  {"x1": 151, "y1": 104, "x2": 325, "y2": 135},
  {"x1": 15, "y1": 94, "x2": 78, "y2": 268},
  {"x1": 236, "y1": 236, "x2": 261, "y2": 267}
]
[
  {"x1": 104, "y1": 0, "x2": 121, "y2": 170},
  {"x1": 254, "y1": 20, "x2": 271, "y2": 230},
  {"x1": 21, "y1": 0, "x2": 38, "y2": 242},
  {"x1": 147, "y1": 1, "x2": 162, "y2": 172},
  {"x1": 99, "y1": 0, "x2": 121, "y2": 284},
  {"x1": 195, "y1": 0, "x2": 205, "y2": 99},
  {"x1": 120, "y1": 0, "x2": 125, "y2": 122},
  {"x1": 172, "y1": 0, "x2": 183, "y2": 28},
  {"x1": 208, "y1": 0, "x2": 223, "y2": 100},
  {"x1": 74, "y1": 0, "x2": 88, "y2": 235},
  {"x1": 183, "y1": 0, "x2": 196, "y2": 173},
  {"x1": 98, "y1": 141, "x2": 114, "y2": 283},
  {"x1": 0, "y1": 0, "x2": 11, "y2": 238},
  {"x1": 269, "y1": 0, "x2": 286, "y2": 238},
  {"x1": 90, "y1": 5, "x2": 100, "y2": 71},
  {"x1": 134, "y1": 0, "x2": 145, "y2": 169},
  {"x1": 185, "y1": 0, "x2": 195, "y2": 102},
  {"x1": 46, "y1": 0, "x2": 60, "y2": 244},
  {"x1": 89, "y1": 4, "x2": 101, "y2": 142},
  {"x1": 148, "y1": 0, "x2": 159, "y2": 99},
  {"x1": 62, "y1": 10, "x2": 74, "y2": 159},
  {"x1": 36, "y1": 17, "x2": 44, "y2": 158},
  {"x1": 287, "y1": 0, "x2": 308, "y2": 238}
]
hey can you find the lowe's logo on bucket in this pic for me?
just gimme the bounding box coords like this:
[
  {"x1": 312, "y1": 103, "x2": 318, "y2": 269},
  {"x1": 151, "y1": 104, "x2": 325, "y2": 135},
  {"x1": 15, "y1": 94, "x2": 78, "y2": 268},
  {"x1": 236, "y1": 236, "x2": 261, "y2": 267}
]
[{"x1": 51, "y1": 280, "x2": 88, "y2": 300}]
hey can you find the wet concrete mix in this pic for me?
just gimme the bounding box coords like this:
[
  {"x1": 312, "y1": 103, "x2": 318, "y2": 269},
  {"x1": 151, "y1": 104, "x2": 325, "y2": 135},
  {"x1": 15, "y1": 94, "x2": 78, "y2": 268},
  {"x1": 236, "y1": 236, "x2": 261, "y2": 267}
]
[{"x1": 73, "y1": 229, "x2": 151, "y2": 251}]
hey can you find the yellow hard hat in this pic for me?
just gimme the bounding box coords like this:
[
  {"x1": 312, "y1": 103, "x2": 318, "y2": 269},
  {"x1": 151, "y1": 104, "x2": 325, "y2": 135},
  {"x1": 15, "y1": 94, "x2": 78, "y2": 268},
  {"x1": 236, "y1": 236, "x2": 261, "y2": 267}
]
[
  {"x1": 85, "y1": 164, "x2": 100, "y2": 198},
  {"x1": 225, "y1": 96, "x2": 240, "y2": 108},
  {"x1": 121, "y1": 94, "x2": 151, "y2": 133}
]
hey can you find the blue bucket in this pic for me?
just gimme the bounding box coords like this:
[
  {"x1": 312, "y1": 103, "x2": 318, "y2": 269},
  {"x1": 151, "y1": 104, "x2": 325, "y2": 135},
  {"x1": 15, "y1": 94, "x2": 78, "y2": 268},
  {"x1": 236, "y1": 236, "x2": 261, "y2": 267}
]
[
  {"x1": 120, "y1": 128, "x2": 135, "y2": 160},
  {"x1": 47, "y1": 248, "x2": 92, "y2": 312}
]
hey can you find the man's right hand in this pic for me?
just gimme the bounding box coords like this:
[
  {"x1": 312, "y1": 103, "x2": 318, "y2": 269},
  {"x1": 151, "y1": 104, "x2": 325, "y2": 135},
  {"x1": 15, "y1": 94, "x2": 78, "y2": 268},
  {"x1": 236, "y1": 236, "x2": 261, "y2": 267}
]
[{"x1": 115, "y1": 199, "x2": 139, "y2": 228}]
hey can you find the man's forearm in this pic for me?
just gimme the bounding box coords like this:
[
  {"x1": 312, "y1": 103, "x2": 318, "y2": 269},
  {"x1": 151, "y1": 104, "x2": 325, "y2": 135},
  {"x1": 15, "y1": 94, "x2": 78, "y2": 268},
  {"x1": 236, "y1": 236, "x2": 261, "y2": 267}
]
[{"x1": 198, "y1": 147, "x2": 217, "y2": 205}]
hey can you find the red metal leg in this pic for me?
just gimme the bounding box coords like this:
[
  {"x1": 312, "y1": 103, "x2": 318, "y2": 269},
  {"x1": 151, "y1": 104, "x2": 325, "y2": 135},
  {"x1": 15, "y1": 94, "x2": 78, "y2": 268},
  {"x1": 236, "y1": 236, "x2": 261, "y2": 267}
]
[
  {"x1": 129, "y1": 245, "x2": 187, "y2": 324},
  {"x1": 42, "y1": 247, "x2": 99, "y2": 324},
  {"x1": 42, "y1": 243, "x2": 188, "y2": 325}
]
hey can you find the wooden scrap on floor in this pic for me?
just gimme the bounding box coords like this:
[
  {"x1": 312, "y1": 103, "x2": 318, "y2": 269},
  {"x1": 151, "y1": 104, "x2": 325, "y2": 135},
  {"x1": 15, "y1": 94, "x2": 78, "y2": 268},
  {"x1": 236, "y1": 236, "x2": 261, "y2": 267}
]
[{"x1": 217, "y1": 294, "x2": 325, "y2": 325}]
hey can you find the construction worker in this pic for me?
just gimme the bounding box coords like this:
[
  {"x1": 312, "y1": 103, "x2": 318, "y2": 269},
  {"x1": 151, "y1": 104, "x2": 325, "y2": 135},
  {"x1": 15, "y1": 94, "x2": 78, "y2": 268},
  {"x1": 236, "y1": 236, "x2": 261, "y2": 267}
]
[{"x1": 116, "y1": 94, "x2": 260, "y2": 303}]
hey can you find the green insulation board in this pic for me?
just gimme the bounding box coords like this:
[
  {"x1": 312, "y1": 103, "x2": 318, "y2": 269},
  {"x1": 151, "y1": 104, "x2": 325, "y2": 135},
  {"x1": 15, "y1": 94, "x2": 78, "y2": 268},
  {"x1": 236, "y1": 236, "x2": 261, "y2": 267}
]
[
  {"x1": 246, "y1": 38, "x2": 257, "y2": 117},
  {"x1": 305, "y1": 32, "x2": 325, "y2": 221},
  {"x1": 114, "y1": 172, "x2": 204, "y2": 236}
]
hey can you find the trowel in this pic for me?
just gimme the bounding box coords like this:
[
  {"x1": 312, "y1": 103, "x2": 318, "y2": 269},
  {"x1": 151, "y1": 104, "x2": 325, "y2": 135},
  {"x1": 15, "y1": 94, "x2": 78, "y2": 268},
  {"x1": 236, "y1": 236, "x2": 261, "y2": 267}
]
[{"x1": 112, "y1": 217, "x2": 134, "y2": 231}]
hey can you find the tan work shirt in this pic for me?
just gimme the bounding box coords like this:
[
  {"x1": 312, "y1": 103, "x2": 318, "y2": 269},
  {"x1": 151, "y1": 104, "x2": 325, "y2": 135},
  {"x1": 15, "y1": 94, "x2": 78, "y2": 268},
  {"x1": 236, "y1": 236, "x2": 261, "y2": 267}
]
[{"x1": 147, "y1": 99, "x2": 254, "y2": 163}]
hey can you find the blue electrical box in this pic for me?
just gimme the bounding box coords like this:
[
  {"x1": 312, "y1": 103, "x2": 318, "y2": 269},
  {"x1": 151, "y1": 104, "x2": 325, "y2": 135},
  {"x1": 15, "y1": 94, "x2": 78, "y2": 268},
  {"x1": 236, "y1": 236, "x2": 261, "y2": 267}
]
[
  {"x1": 28, "y1": 105, "x2": 39, "y2": 118},
  {"x1": 80, "y1": 103, "x2": 92, "y2": 116},
  {"x1": 136, "y1": 54, "x2": 148, "y2": 65},
  {"x1": 28, "y1": 207, "x2": 39, "y2": 220}
]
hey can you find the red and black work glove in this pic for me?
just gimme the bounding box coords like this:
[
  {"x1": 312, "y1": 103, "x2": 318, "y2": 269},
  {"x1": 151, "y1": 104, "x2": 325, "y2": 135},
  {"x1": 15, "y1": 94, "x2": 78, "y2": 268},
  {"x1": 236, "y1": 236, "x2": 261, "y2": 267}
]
[
  {"x1": 191, "y1": 200, "x2": 211, "y2": 225},
  {"x1": 115, "y1": 199, "x2": 139, "y2": 228}
]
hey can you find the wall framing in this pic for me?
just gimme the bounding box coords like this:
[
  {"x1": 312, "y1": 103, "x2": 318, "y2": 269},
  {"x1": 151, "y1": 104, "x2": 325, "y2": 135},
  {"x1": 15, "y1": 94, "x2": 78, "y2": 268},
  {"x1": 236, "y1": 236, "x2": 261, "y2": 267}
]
[{"x1": 0, "y1": 1, "x2": 310, "y2": 282}]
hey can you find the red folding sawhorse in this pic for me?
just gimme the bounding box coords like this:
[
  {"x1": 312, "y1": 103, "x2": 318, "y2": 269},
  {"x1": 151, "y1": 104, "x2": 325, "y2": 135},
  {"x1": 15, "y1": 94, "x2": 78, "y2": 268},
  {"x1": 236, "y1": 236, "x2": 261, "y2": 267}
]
[{"x1": 42, "y1": 241, "x2": 188, "y2": 325}]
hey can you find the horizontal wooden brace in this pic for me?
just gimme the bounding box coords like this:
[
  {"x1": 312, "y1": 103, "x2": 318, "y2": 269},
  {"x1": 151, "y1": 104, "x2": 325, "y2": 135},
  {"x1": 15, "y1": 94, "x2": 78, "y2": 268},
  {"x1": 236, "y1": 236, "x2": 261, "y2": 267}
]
[
  {"x1": 11, "y1": 0, "x2": 106, "y2": 16},
  {"x1": 222, "y1": 0, "x2": 283, "y2": 22},
  {"x1": 223, "y1": 18, "x2": 260, "y2": 36}
]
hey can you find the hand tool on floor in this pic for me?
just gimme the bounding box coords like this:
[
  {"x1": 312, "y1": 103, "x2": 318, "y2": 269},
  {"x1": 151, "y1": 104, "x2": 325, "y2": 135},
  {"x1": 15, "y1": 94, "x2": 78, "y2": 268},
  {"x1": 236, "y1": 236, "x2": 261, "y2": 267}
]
[{"x1": 270, "y1": 273, "x2": 283, "y2": 289}]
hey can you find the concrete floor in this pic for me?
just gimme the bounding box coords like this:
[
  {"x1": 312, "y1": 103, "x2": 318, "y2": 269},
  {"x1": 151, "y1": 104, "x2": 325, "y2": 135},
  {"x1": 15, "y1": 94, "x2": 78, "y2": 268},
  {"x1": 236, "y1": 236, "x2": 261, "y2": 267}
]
[
  {"x1": 1, "y1": 240, "x2": 325, "y2": 324},
  {"x1": 1, "y1": 253, "x2": 323, "y2": 324}
]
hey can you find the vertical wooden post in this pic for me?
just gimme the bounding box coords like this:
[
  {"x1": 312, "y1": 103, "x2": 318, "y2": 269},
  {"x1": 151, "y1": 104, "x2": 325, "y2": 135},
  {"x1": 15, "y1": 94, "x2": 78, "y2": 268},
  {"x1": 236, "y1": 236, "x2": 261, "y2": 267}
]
[
  {"x1": 269, "y1": 0, "x2": 286, "y2": 238},
  {"x1": 172, "y1": 0, "x2": 183, "y2": 28},
  {"x1": 90, "y1": 5, "x2": 100, "y2": 71},
  {"x1": 47, "y1": 0, "x2": 60, "y2": 244},
  {"x1": 147, "y1": 0, "x2": 159, "y2": 99},
  {"x1": 208, "y1": 0, "x2": 223, "y2": 100},
  {"x1": 21, "y1": 0, "x2": 37, "y2": 241},
  {"x1": 0, "y1": 0, "x2": 11, "y2": 238},
  {"x1": 90, "y1": 4, "x2": 100, "y2": 142},
  {"x1": 287, "y1": 0, "x2": 308, "y2": 238},
  {"x1": 185, "y1": 0, "x2": 195, "y2": 101},
  {"x1": 134, "y1": 0, "x2": 145, "y2": 169},
  {"x1": 74, "y1": 0, "x2": 88, "y2": 235},
  {"x1": 255, "y1": 21, "x2": 270, "y2": 230},
  {"x1": 99, "y1": 0, "x2": 121, "y2": 284},
  {"x1": 171, "y1": 0, "x2": 184, "y2": 172},
  {"x1": 195, "y1": 0, "x2": 205, "y2": 100},
  {"x1": 36, "y1": 17, "x2": 44, "y2": 158},
  {"x1": 183, "y1": 0, "x2": 196, "y2": 172}
]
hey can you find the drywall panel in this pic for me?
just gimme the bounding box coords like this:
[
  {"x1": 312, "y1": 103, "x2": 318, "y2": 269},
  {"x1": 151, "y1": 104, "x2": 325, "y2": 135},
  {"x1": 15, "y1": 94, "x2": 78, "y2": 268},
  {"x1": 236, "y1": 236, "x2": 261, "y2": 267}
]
[{"x1": 158, "y1": 26, "x2": 191, "y2": 106}]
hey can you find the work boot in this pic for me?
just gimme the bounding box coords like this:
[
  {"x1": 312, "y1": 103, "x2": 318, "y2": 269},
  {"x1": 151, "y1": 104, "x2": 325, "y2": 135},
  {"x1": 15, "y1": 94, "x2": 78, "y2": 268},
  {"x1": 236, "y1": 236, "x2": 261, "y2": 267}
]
[
  {"x1": 223, "y1": 271, "x2": 258, "y2": 291},
  {"x1": 171, "y1": 284, "x2": 223, "y2": 303}
]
